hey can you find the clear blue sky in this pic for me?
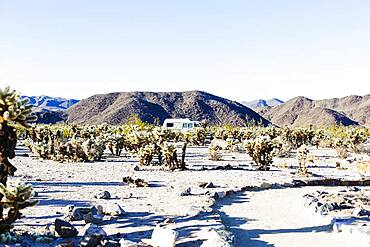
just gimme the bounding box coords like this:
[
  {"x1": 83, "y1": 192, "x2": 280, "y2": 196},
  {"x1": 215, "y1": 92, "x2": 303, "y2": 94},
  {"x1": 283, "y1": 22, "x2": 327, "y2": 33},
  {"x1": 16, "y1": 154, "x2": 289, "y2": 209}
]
[{"x1": 0, "y1": 0, "x2": 369, "y2": 101}]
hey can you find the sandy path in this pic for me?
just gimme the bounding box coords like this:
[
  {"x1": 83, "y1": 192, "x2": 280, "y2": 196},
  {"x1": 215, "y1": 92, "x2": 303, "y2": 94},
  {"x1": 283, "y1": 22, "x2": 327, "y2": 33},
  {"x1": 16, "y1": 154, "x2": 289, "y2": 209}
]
[{"x1": 217, "y1": 187, "x2": 369, "y2": 247}]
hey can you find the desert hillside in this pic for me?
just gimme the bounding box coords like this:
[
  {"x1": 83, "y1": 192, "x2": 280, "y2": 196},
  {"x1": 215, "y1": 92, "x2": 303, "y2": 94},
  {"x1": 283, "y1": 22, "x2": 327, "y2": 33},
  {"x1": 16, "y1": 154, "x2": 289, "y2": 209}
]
[
  {"x1": 67, "y1": 90, "x2": 270, "y2": 126},
  {"x1": 261, "y1": 95, "x2": 369, "y2": 127}
]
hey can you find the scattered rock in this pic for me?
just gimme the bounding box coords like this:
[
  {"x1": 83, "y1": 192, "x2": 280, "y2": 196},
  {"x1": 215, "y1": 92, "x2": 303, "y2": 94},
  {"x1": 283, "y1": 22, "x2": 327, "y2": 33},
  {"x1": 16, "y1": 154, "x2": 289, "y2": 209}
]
[
  {"x1": 54, "y1": 219, "x2": 78, "y2": 238},
  {"x1": 83, "y1": 212, "x2": 104, "y2": 224},
  {"x1": 65, "y1": 207, "x2": 92, "y2": 221},
  {"x1": 179, "y1": 188, "x2": 191, "y2": 196},
  {"x1": 102, "y1": 239, "x2": 121, "y2": 247},
  {"x1": 199, "y1": 182, "x2": 215, "y2": 188},
  {"x1": 80, "y1": 223, "x2": 107, "y2": 246},
  {"x1": 215, "y1": 164, "x2": 233, "y2": 170},
  {"x1": 200, "y1": 229, "x2": 234, "y2": 247},
  {"x1": 95, "y1": 191, "x2": 111, "y2": 199},
  {"x1": 315, "y1": 203, "x2": 335, "y2": 215},
  {"x1": 163, "y1": 218, "x2": 174, "y2": 224},
  {"x1": 133, "y1": 165, "x2": 140, "y2": 171},
  {"x1": 83, "y1": 223, "x2": 107, "y2": 238},
  {"x1": 142, "y1": 225, "x2": 178, "y2": 247},
  {"x1": 260, "y1": 182, "x2": 271, "y2": 190},
  {"x1": 213, "y1": 191, "x2": 226, "y2": 200},
  {"x1": 104, "y1": 202, "x2": 125, "y2": 216},
  {"x1": 352, "y1": 207, "x2": 370, "y2": 217},
  {"x1": 122, "y1": 176, "x2": 149, "y2": 187}
]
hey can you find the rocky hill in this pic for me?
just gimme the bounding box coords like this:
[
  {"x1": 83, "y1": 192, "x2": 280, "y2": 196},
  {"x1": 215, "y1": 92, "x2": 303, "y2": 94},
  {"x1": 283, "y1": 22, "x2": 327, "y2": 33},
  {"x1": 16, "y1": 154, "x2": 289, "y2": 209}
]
[
  {"x1": 67, "y1": 91, "x2": 270, "y2": 126},
  {"x1": 261, "y1": 95, "x2": 369, "y2": 127}
]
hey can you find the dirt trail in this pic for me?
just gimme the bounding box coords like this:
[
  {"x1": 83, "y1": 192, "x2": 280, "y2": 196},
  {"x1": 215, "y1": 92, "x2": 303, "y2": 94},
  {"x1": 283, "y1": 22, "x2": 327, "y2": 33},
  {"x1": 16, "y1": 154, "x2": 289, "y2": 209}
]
[{"x1": 217, "y1": 187, "x2": 369, "y2": 247}]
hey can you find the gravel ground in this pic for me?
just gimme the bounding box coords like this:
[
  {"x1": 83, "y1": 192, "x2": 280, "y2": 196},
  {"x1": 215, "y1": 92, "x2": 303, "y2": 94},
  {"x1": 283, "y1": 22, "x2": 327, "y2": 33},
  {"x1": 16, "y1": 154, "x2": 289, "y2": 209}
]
[
  {"x1": 6, "y1": 145, "x2": 369, "y2": 245},
  {"x1": 216, "y1": 187, "x2": 369, "y2": 247}
]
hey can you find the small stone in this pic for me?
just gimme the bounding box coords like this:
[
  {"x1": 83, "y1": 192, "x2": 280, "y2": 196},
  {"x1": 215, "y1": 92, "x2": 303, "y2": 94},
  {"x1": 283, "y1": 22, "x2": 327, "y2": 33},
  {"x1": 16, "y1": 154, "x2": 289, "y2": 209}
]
[
  {"x1": 83, "y1": 212, "x2": 104, "y2": 224},
  {"x1": 199, "y1": 229, "x2": 234, "y2": 247},
  {"x1": 142, "y1": 225, "x2": 178, "y2": 247},
  {"x1": 315, "y1": 203, "x2": 334, "y2": 215},
  {"x1": 163, "y1": 218, "x2": 174, "y2": 224},
  {"x1": 54, "y1": 219, "x2": 78, "y2": 238},
  {"x1": 104, "y1": 202, "x2": 125, "y2": 216},
  {"x1": 80, "y1": 235, "x2": 102, "y2": 247},
  {"x1": 83, "y1": 223, "x2": 107, "y2": 238},
  {"x1": 213, "y1": 191, "x2": 226, "y2": 199},
  {"x1": 102, "y1": 240, "x2": 120, "y2": 247},
  {"x1": 70, "y1": 207, "x2": 88, "y2": 221},
  {"x1": 95, "y1": 191, "x2": 111, "y2": 199},
  {"x1": 65, "y1": 205, "x2": 74, "y2": 213},
  {"x1": 199, "y1": 182, "x2": 215, "y2": 188},
  {"x1": 179, "y1": 188, "x2": 191, "y2": 196},
  {"x1": 352, "y1": 207, "x2": 370, "y2": 217},
  {"x1": 260, "y1": 182, "x2": 271, "y2": 190},
  {"x1": 133, "y1": 165, "x2": 140, "y2": 171}
]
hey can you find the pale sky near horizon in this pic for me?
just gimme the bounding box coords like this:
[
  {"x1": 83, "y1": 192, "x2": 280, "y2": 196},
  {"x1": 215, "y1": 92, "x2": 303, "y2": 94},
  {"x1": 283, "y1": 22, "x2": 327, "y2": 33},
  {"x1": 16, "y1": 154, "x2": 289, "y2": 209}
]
[{"x1": 0, "y1": 0, "x2": 369, "y2": 102}]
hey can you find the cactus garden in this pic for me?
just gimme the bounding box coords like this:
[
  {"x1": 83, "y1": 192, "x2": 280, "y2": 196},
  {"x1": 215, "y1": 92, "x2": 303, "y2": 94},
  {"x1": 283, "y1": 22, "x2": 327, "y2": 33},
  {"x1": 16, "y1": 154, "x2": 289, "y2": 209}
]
[{"x1": 0, "y1": 86, "x2": 368, "y2": 246}]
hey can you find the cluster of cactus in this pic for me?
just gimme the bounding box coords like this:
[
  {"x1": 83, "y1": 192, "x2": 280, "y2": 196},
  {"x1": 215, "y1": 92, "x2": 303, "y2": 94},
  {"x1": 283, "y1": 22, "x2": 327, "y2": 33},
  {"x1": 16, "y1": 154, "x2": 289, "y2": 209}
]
[
  {"x1": 332, "y1": 138, "x2": 351, "y2": 159},
  {"x1": 25, "y1": 125, "x2": 106, "y2": 162},
  {"x1": 243, "y1": 136, "x2": 279, "y2": 171},
  {"x1": 283, "y1": 127, "x2": 315, "y2": 148},
  {"x1": 345, "y1": 127, "x2": 368, "y2": 153},
  {"x1": 0, "y1": 86, "x2": 38, "y2": 232}
]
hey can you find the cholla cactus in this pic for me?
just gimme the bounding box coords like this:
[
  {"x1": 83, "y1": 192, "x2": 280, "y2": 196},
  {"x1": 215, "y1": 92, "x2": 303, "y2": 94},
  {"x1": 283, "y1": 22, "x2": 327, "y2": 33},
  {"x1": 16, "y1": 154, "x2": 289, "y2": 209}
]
[
  {"x1": 285, "y1": 127, "x2": 314, "y2": 148},
  {"x1": 243, "y1": 136, "x2": 277, "y2": 171},
  {"x1": 0, "y1": 181, "x2": 38, "y2": 232},
  {"x1": 345, "y1": 127, "x2": 367, "y2": 153},
  {"x1": 208, "y1": 143, "x2": 222, "y2": 161},
  {"x1": 333, "y1": 138, "x2": 350, "y2": 159},
  {"x1": 25, "y1": 125, "x2": 106, "y2": 162},
  {"x1": 138, "y1": 144, "x2": 156, "y2": 166},
  {"x1": 0, "y1": 87, "x2": 36, "y2": 128},
  {"x1": 296, "y1": 144, "x2": 310, "y2": 175},
  {"x1": 162, "y1": 142, "x2": 179, "y2": 169},
  {"x1": 0, "y1": 86, "x2": 36, "y2": 220}
]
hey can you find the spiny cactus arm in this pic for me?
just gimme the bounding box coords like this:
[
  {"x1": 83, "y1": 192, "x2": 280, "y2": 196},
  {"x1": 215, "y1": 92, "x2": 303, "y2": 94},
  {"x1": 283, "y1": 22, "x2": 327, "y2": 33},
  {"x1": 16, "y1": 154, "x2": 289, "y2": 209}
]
[
  {"x1": 0, "y1": 182, "x2": 38, "y2": 232},
  {"x1": 0, "y1": 86, "x2": 37, "y2": 128}
]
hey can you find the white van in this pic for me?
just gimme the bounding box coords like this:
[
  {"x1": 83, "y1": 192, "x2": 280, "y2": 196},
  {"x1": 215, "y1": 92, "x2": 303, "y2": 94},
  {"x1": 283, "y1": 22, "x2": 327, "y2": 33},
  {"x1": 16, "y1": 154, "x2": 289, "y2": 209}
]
[{"x1": 162, "y1": 118, "x2": 200, "y2": 131}]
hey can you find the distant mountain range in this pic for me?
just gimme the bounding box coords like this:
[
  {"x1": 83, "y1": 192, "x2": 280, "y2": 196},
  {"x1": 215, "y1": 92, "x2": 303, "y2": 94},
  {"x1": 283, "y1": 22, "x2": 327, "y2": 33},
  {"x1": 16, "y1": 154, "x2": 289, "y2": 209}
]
[
  {"x1": 67, "y1": 91, "x2": 269, "y2": 126},
  {"x1": 242, "y1": 98, "x2": 284, "y2": 109},
  {"x1": 22, "y1": 95, "x2": 79, "y2": 111},
  {"x1": 22, "y1": 95, "x2": 79, "y2": 124},
  {"x1": 24, "y1": 93, "x2": 369, "y2": 127}
]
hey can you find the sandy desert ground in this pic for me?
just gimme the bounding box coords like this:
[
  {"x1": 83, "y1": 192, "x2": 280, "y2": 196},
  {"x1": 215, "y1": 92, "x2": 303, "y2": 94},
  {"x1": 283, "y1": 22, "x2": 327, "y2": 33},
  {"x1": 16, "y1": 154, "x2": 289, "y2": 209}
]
[{"x1": 6, "y1": 144, "x2": 370, "y2": 246}]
